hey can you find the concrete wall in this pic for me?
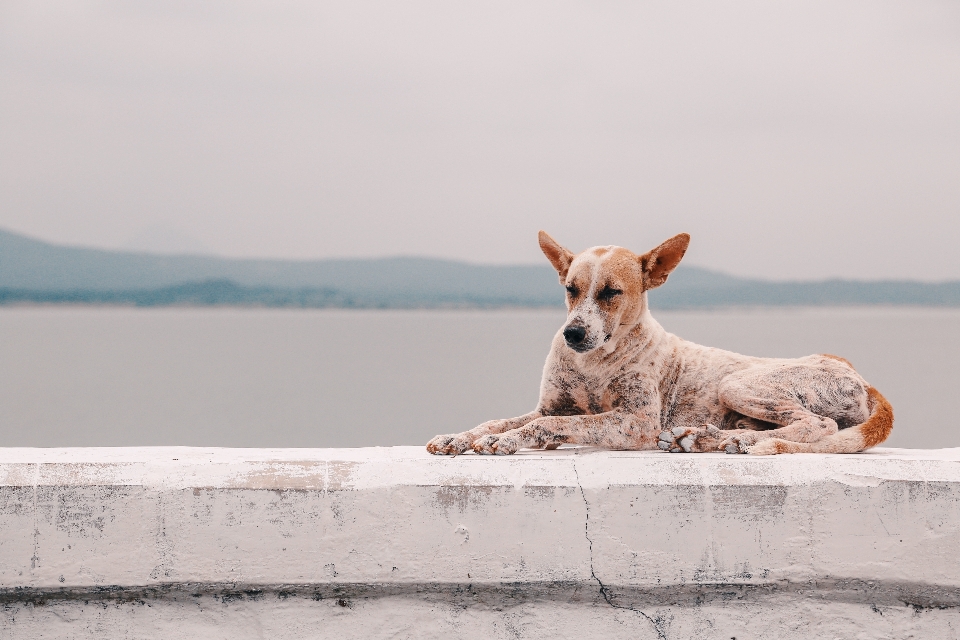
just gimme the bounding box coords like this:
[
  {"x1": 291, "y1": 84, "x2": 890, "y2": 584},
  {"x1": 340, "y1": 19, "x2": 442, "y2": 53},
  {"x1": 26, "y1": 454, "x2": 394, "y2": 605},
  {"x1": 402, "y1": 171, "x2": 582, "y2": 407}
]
[{"x1": 1, "y1": 445, "x2": 959, "y2": 639}]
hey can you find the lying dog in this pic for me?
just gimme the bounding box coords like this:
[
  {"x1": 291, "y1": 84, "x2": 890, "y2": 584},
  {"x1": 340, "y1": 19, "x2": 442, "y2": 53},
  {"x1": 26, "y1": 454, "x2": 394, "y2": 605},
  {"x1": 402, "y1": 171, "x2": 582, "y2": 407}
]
[{"x1": 427, "y1": 232, "x2": 893, "y2": 456}]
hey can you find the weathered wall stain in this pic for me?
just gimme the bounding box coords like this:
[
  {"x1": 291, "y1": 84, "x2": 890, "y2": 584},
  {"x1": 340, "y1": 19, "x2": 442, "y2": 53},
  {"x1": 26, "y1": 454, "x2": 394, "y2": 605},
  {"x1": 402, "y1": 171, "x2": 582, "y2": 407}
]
[
  {"x1": 709, "y1": 485, "x2": 787, "y2": 522},
  {"x1": 432, "y1": 485, "x2": 497, "y2": 514}
]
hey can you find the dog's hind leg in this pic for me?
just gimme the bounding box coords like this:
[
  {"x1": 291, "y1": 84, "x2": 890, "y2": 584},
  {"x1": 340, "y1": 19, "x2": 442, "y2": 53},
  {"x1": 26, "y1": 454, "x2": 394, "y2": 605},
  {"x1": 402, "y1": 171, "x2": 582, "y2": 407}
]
[
  {"x1": 713, "y1": 363, "x2": 874, "y2": 453},
  {"x1": 717, "y1": 394, "x2": 839, "y2": 453},
  {"x1": 714, "y1": 380, "x2": 843, "y2": 454},
  {"x1": 717, "y1": 412, "x2": 838, "y2": 454}
]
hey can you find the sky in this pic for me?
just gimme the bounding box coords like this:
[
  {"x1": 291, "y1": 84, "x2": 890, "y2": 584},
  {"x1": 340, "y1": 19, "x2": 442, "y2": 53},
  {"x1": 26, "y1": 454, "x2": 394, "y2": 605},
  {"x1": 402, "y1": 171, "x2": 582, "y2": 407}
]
[{"x1": 1, "y1": 1, "x2": 959, "y2": 280}]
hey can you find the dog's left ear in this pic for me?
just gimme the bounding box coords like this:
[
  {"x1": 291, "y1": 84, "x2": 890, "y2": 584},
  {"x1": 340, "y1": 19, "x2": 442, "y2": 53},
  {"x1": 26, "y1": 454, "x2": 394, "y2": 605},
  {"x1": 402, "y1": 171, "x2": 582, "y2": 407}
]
[{"x1": 639, "y1": 233, "x2": 690, "y2": 289}]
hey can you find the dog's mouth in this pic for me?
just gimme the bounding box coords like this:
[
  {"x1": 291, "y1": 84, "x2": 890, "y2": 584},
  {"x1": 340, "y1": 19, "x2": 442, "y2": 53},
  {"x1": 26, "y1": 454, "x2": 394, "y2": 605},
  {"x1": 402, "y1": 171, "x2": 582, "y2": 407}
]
[
  {"x1": 565, "y1": 332, "x2": 612, "y2": 354},
  {"x1": 567, "y1": 341, "x2": 593, "y2": 353}
]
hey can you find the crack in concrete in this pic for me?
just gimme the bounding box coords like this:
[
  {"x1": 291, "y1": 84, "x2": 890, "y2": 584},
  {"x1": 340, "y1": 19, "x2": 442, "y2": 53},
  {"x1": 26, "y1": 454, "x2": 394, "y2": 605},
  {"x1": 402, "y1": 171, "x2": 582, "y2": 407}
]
[
  {"x1": 572, "y1": 457, "x2": 669, "y2": 640},
  {"x1": 30, "y1": 463, "x2": 39, "y2": 571}
]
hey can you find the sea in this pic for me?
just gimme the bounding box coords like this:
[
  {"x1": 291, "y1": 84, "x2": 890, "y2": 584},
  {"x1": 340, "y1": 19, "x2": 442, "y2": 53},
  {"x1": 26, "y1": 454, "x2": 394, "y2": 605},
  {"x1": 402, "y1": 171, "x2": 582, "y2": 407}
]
[{"x1": 0, "y1": 306, "x2": 957, "y2": 449}]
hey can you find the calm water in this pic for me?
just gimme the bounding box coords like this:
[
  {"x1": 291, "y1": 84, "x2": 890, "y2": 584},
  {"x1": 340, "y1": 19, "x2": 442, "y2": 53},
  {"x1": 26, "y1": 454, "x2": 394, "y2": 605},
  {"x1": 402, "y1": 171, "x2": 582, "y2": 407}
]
[{"x1": 0, "y1": 307, "x2": 957, "y2": 449}]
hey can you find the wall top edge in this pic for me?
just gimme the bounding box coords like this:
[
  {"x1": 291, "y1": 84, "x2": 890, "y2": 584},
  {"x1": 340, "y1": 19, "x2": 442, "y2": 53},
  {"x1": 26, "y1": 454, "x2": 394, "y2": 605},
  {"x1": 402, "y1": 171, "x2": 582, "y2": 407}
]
[
  {"x1": 0, "y1": 446, "x2": 957, "y2": 490},
  {"x1": 0, "y1": 445, "x2": 957, "y2": 464}
]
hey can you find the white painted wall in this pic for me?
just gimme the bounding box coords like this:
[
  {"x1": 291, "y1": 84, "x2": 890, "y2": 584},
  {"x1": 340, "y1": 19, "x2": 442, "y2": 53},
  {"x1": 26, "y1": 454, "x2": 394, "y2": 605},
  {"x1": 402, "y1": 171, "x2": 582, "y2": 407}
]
[{"x1": 1, "y1": 446, "x2": 959, "y2": 639}]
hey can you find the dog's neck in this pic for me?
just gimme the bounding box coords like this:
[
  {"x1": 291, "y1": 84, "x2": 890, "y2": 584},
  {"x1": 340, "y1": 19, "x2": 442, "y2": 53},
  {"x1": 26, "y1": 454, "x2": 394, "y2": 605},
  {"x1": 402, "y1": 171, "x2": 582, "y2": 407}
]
[
  {"x1": 621, "y1": 306, "x2": 669, "y2": 354},
  {"x1": 613, "y1": 290, "x2": 664, "y2": 342}
]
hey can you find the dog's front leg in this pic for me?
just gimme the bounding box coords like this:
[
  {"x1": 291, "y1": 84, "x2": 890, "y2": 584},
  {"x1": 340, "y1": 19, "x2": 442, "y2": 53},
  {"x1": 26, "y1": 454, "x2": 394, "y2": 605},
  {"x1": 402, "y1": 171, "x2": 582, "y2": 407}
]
[
  {"x1": 472, "y1": 411, "x2": 657, "y2": 455},
  {"x1": 427, "y1": 411, "x2": 543, "y2": 455}
]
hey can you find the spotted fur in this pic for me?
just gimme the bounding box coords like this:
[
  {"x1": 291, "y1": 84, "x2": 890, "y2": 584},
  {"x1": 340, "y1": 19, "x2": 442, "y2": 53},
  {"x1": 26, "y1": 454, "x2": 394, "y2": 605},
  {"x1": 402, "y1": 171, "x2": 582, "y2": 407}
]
[{"x1": 426, "y1": 232, "x2": 894, "y2": 456}]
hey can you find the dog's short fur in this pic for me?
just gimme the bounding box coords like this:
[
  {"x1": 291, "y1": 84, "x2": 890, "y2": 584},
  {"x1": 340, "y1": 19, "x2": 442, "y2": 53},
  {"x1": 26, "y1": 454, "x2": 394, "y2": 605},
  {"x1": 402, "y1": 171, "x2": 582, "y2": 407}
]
[{"x1": 426, "y1": 232, "x2": 893, "y2": 456}]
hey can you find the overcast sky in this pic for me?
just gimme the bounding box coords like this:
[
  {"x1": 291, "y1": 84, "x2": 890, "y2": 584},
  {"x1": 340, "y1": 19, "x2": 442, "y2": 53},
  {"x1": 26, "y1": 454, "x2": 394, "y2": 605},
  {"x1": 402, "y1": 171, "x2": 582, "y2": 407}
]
[{"x1": 1, "y1": 1, "x2": 959, "y2": 280}]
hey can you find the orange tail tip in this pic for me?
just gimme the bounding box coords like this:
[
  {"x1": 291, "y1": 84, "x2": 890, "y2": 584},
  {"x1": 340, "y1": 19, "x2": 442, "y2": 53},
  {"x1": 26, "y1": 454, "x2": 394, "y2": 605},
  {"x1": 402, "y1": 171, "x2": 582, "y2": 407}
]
[{"x1": 859, "y1": 386, "x2": 894, "y2": 449}]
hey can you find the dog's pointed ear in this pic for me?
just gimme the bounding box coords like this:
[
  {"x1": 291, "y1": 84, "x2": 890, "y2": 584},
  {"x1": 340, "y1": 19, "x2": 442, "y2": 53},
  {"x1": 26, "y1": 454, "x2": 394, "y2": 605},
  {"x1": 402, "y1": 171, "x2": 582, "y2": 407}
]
[
  {"x1": 639, "y1": 233, "x2": 690, "y2": 289},
  {"x1": 538, "y1": 230, "x2": 574, "y2": 281}
]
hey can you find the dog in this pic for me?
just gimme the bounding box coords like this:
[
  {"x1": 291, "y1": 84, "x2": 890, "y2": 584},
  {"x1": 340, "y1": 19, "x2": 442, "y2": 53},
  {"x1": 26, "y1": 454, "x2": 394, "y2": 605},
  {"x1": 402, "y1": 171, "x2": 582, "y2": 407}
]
[{"x1": 426, "y1": 231, "x2": 893, "y2": 456}]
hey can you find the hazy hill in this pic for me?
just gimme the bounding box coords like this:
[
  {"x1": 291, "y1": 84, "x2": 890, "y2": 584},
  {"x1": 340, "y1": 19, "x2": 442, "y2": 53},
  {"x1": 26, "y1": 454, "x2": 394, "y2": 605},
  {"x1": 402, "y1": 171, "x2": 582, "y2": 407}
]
[{"x1": 2, "y1": 228, "x2": 959, "y2": 308}]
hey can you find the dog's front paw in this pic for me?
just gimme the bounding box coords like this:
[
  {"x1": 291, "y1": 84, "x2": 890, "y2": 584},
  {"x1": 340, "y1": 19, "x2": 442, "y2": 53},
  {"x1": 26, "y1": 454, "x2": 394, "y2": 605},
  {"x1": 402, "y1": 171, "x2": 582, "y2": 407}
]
[
  {"x1": 427, "y1": 433, "x2": 474, "y2": 455},
  {"x1": 472, "y1": 434, "x2": 519, "y2": 455},
  {"x1": 717, "y1": 431, "x2": 761, "y2": 454},
  {"x1": 658, "y1": 425, "x2": 721, "y2": 453}
]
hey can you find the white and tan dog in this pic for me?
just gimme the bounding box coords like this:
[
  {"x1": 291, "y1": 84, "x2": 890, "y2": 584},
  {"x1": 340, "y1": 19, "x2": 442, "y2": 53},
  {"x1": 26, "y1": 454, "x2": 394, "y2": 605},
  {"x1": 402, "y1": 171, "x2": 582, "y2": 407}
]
[{"x1": 427, "y1": 232, "x2": 893, "y2": 456}]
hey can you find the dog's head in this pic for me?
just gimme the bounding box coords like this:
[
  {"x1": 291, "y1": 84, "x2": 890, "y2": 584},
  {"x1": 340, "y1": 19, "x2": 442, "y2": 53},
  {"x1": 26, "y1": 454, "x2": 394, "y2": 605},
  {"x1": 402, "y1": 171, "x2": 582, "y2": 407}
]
[{"x1": 539, "y1": 231, "x2": 690, "y2": 354}]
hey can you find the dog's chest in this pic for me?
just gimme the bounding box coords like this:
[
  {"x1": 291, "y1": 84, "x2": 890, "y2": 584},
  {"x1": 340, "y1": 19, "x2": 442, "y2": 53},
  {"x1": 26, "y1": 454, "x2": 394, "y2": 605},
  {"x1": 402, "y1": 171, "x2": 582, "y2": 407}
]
[
  {"x1": 543, "y1": 385, "x2": 614, "y2": 416},
  {"x1": 541, "y1": 356, "x2": 634, "y2": 416}
]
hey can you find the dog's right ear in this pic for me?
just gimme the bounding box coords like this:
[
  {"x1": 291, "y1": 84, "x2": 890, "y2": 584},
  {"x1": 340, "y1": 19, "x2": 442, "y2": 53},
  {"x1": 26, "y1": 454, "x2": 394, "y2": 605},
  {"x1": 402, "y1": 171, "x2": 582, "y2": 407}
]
[{"x1": 538, "y1": 231, "x2": 574, "y2": 281}]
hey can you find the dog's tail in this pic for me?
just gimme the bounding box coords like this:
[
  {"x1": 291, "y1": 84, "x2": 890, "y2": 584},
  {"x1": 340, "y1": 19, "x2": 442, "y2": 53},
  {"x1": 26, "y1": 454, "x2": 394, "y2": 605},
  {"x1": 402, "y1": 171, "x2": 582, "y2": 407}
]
[{"x1": 750, "y1": 386, "x2": 894, "y2": 455}]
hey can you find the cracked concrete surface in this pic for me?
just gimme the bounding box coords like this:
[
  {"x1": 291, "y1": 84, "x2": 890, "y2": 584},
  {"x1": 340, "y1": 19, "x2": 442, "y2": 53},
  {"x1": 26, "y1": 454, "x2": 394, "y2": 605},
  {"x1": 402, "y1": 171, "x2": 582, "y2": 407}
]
[
  {"x1": 574, "y1": 457, "x2": 666, "y2": 639},
  {"x1": 1, "y1": 445, "x2": 960, "y2": 639}
]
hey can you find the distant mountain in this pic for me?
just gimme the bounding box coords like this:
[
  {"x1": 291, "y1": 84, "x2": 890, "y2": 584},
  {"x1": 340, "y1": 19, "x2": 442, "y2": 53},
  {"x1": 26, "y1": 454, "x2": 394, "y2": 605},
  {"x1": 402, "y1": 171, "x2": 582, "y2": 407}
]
[
  {"x1": 0, "y1": 228, "x2": 564, "y2": 306},
  {"x1": 2, "y1": 228, "x2": 959, "y2": 308}
]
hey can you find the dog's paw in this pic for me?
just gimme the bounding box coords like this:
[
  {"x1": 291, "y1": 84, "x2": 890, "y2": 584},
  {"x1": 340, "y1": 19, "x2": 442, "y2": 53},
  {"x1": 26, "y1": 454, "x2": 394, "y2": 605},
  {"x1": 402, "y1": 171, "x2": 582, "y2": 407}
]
[
  {"x1": 657, "y1": 427, "x2": 693, "y2": 453},
  {"x1": 472, "y1": 433, "x2": 519, "y2": 455},
  {"x1": 426, "y1": 433, "x2": 474, "y2": 455},
  {"x1": 657, "y1": 425, "x2": 721, "y2": 453},
  {"x1": 717, "y1": 431, "x2": 762, "y2": 455},
  {"x1": 746, "y1": 439, "x2": 799, "y2": 455}
]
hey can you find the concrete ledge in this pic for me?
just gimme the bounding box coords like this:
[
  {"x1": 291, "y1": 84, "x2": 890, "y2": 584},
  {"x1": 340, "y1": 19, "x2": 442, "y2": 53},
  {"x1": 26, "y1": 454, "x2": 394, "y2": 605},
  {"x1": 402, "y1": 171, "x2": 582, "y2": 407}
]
[{"x1": 1, "y1": 446, "x2": 959, "y2": 639}]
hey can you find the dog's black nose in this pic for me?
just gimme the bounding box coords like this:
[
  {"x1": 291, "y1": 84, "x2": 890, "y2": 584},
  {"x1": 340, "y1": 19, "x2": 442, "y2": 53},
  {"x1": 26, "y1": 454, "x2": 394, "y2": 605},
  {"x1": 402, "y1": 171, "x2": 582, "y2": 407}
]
[{"x1": 563, "y1": 325, "x2": 587, "y2": 345}]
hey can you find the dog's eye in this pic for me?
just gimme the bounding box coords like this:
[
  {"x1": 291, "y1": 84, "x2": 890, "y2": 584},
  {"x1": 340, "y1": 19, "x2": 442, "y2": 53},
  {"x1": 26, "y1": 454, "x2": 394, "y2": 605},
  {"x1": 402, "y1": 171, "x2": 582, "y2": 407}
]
[
  {"x1": 597, "y1": 286, "x2": 622, "y2": 302},
  {"x1": 565, "y1": 285, "x2": 579, "y2": 298}
]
